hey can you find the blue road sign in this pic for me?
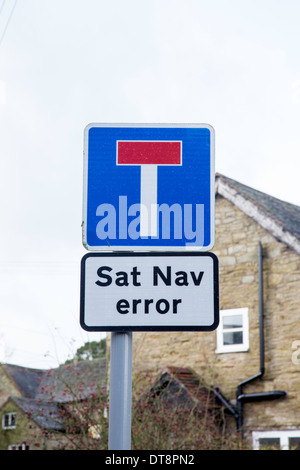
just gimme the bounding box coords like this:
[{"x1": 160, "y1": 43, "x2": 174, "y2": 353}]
[{"x1": 82, "y1": 123, "x2": 215, "y2": 251}]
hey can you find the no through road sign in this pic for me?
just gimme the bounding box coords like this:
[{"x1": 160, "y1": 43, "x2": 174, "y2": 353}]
[{"x1": 82, "y1": 123, "x2": 215, "y2": 251}]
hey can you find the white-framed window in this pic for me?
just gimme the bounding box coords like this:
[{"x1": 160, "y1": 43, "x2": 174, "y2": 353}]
[
  {"x1": 216, "y1": 308, "x2": 249, "y2": 353},
  {"x1": 2, "y1": 412, "x2": 16, "y2": 430},
  {"x1": 253, "y1": 430, "x2": 300, "y2": 450}
]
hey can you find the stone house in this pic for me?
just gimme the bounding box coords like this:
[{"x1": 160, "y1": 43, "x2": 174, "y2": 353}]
[
  {"x1": 0, "y1": 359, "x2": 106, "y2": 450},
  {"x1": 130, "y1": 173, "x2": 300, "y2": 450}
]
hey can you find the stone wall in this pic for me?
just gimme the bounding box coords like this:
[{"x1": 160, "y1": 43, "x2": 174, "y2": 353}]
[
  {"x1": 127, "y1": 194, "x2": 300, "y2": 436},
  {"x1": 0, "y1": 366, "x2": 21, "y2": 408}
]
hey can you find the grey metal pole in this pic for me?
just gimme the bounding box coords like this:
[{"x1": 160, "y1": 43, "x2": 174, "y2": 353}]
[{"x1": 108, "y1": 331, "x2": 133, "y2": 450}]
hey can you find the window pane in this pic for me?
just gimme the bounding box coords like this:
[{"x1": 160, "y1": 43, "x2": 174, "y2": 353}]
[
  {"x1": 259, "y1": 438, "x2": 281, "y2": 450},
  {"x1": 223, "y1": 314, "x2": 243, "y2": 329},
  {"x1": 289, "y1": 438, "x2": 300, "y2": 450},
  {"x1": 3, "y1": 413, "x2": 16, "y2": 429},
  {"x1": 223, "y1": 331, "x2": 243, "y2": 345}
]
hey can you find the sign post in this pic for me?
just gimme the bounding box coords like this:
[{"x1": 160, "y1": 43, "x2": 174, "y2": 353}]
[
  {"x1": 108, "y1": 331, "x2": 132, "y2": 450},
  {"x1": 80, "y1": 123, "x2": 218, "y2": 450}
]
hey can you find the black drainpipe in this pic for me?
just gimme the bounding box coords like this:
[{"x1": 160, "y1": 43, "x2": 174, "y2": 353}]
[
  {"x1": 214, "y1": 243, "x2": 286, "y2": 431},
  {"x1": 235, "y1": 243, "x2": 286, "y2": 431}
]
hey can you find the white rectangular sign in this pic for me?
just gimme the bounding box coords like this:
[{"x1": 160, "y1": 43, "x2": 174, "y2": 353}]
[{"x1": 80, "y1": 252, "x2": 219, "y2": 332}]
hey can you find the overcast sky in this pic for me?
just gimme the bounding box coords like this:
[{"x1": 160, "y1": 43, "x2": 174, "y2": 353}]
[{"x1": 1, "y1": 0, "x2": 300, "y2": 369}]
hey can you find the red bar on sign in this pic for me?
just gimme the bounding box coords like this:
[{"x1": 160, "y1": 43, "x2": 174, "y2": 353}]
[{"x1": 117, "y1": 141, "x2": 181, "y2": 165}]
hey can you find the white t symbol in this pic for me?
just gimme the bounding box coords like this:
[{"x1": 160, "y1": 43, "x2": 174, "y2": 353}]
[{"x1": 117, "y1": 141, "x2": 182, "y2": 237}]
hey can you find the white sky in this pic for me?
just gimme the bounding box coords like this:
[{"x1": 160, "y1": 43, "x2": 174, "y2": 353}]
[{"x1": 0, "y1": 0, "x2": 300, "y2": 369}]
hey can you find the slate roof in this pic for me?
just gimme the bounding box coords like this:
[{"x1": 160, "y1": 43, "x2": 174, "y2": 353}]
[
  {"x1": 1, "y1": 359, "x2": 106, "y2": 431},
  {"x1": 11, "y1": 397, "x2": 64, "y2": 431},
  {"x1": 216, "y1": 173, "x2": 300, "y2": 254},
  {"x1": 3, "y1": 359, "x2": 106, "y2": 402},
  {"x1": 148, "y1": 366, "x2": 222, "y2": 416},
  {"x1": 3, "y1": 364, "x2": 44, "y2": 399},
  {"x1": 35, "y1": 359, "x2": 107, "y2": 403}
]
